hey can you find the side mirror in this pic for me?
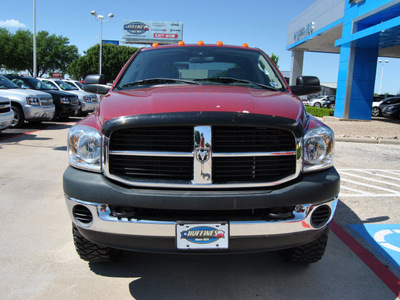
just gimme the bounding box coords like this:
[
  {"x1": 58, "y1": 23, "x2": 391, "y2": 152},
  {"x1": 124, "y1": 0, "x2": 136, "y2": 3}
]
[
  {"x1": 290, "y1": 76, "x2": 321, "y2": 96},
  {"x1": 83, "y1": 74, "x2": 110, "y2": 95}
]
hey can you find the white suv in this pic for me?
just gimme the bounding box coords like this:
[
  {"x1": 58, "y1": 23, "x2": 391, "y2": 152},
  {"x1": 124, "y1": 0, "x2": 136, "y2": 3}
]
[{"x1": 0, "y1": 96, "x2": 13, "y2": 130}]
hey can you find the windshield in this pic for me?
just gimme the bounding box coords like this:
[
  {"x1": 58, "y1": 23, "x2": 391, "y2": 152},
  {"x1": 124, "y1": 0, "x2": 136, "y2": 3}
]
[
  {"x1": 55, "y1": 80, "x2": 78, "y2": 91},
  {"x1": 115, "y1": 46, "x2": 286, "y2": 91},
  {"x1": 14, "y1": 78, "x2": 57, "y2": 90},
  {"x1": 71, "y1": 81, "x2": 83, "y2": 89},
  {"x1": 0, "y1": 75, "x2": 20, "y2": 89}
]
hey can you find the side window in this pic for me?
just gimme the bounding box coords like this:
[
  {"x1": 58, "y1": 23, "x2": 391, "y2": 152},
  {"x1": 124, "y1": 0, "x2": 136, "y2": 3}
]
[{"x1": 12, "y1": 79, "x2": 29, "y2": 89}]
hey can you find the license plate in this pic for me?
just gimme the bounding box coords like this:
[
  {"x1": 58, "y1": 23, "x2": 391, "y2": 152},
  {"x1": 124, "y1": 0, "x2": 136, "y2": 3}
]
[{"x1": 176, "y1": 222, "x2": 229, "y2": 250}]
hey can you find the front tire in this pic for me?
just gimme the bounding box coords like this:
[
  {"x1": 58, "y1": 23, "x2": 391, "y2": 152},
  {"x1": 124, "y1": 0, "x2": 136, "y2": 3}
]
[
  {"x1": 73, "y1": 225, "x2": 120, "y2": 262},
  {"x1": 11, "y1": 105, "x2": 25, "y2": 128},
  {"x1": 314, "y1": 102, "x2": 321, "y2": 108},
  {"x1": 279, "y1": 227, "x2": 329, "y2": 264},
  {"x1": 372, "y1": 107, "x2": 381, "y2": 117}
]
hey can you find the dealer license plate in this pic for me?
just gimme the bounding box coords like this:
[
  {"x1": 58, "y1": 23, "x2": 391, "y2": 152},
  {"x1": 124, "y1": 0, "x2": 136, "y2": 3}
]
[{"x1": 176, "y1": 222, "x2": 229, "y2": 250}]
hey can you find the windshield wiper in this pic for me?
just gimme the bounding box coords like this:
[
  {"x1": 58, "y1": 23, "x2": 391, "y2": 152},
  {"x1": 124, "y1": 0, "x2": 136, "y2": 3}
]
[
  {"x1": 194, "y1": 77, "x2": 278, "y2": 91},
  {"x1": 119, "y1": 78, "x2": 199, "y2": 89}
]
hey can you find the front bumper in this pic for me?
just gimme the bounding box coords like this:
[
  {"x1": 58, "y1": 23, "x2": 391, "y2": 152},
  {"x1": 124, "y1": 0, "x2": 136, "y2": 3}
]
[
  {"x1": 80, "y1": 101, "x2": 98, "y2": 113},
  {"x1": 23, "y1": 105, "x2": 55, "y2": 121},
  {"x1": 64, "y1": 166, "x2": 340, "y2": 253},
  {"x1": 59, "y1": 104, "x2": 80, "y2": 117},
  {"x1": 0, "y1": 110, "x2": 13, "y2": 130}
]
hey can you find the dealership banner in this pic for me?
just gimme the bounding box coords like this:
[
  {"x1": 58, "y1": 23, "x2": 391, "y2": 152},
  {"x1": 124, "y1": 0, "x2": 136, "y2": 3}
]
[{"x1": 122, "y1": 21, "x2": 183, "y2": 44}]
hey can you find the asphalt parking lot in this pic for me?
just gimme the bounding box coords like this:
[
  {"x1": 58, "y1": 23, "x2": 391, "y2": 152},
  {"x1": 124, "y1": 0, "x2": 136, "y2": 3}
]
[{"x1": 1, "y1": 118, "x2": 400, "y2": 299}]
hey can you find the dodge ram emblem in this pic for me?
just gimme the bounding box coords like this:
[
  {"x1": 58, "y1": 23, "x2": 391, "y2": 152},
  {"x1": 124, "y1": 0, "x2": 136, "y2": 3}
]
[{"x1": 195, "y1": 147, "x2": 210, "y2": 163}]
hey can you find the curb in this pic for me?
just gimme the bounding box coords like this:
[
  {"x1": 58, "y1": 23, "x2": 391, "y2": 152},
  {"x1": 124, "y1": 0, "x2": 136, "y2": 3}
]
[{"x1": 336, "y1": 137, "x2": 400, "y2": 144}]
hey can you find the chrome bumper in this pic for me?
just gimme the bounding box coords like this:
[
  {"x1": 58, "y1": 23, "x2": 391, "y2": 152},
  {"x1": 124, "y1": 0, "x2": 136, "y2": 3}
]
[
  {"x1": 80, "y1": 101, "x2": 98, "y2": 112},
  {"x1": 24, "y1": 105, "x2": 55, "y2": 120},
  {"x1": 65, "y1": 195, "x2": 338, "y2": 238},
  {"x1": 0, "y1": 110, "x2": 13, "y2": 130}
]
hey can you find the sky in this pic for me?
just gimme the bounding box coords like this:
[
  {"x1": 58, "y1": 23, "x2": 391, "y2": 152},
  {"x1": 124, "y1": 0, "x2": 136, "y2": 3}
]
[{"x1": 0, "y1": 0, "x2": 399, "y2": 94}]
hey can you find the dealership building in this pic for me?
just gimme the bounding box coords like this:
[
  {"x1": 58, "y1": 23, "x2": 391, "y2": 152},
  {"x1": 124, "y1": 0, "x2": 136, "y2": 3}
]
[{"x1": 287, "y1": 0, "x2": 400, "y2": 120}]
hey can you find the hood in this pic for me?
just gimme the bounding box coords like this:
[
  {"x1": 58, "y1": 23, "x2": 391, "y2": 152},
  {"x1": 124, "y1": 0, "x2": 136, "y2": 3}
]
[
  {"x1": 97, "y1": 85, "x2": 305, "y2": 125},
  {"x1": 42, "y1": 90, "x2": 77, "y2": 97},
  {"x1": 0, "y1": 88, "x2": 51, "y2": 99}
]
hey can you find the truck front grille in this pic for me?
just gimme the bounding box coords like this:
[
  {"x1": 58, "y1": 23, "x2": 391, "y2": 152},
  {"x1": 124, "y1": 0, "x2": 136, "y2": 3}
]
[{"x1": 105, "y1": 125, "x2": 299, "y2": 189}]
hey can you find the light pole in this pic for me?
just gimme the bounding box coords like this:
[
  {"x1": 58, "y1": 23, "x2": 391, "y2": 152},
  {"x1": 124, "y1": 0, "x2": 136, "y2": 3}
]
[
  {"x1": 378, "y1": 59, "x2": 389, "y2": 95},
  {"x1": 33, "y1": 0, "x2": 37, "y2": 77},
  {"x1": 91, "y1": 11, "x2": 114, "y2": 75}
]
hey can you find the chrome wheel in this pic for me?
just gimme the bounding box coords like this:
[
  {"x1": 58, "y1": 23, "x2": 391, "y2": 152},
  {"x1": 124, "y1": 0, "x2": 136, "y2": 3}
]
[{"x1": 371, "y1": 107, "x2": 381, "y2": 117}]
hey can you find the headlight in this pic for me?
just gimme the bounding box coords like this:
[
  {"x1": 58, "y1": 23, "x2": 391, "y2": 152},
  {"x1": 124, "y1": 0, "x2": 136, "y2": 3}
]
[
  {"x1": 26, "y1": 97, "x2": 40, "y2": 106},
  {"x1": 83, "y1": 96, "x2": 91, "y2": 103},
  {"x1": 384, "y1": 105, "x2": 394, "y2": 111},
  {"x1": 60, "y1": 97, "x2": 70, "y2": 104},
  {"x1": 68, "y1": 125, "x2": 102, "y2": 172},
  {"x1": 303, "y1": 126, "x2": 334, "y2": 172}
]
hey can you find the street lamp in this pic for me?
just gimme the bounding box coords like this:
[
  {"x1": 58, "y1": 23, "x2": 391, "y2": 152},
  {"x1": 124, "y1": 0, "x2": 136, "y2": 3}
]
[
  {"x1": 91, "y1": 10, "x2": 114, "y2": 75},
  {"x1": 378, "y1": 59, "x2": 389, "y2": 95}
]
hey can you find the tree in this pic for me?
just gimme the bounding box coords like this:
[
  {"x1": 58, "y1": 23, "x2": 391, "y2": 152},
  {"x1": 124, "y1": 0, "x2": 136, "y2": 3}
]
[
  {"x1": 270, "y1": 53, "x2": 279, "y2": 68},
  {"x1": 0, "y1": 28, "x2": 79, "y2": 77},
  {"x1": 67, "y1": 43, "x2": 138, "y2": 81}
]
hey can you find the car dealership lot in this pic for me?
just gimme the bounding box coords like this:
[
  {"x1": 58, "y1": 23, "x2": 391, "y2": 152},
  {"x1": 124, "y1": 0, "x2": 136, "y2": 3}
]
[{"x1": 0, "y1": 123, "x2": 400, "y2": 299}]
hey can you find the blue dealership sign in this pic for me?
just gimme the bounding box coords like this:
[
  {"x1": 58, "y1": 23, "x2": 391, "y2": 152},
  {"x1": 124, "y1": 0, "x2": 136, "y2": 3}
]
[{"x1": 103, "y1": 40, "x2": 119, "y2": 46}]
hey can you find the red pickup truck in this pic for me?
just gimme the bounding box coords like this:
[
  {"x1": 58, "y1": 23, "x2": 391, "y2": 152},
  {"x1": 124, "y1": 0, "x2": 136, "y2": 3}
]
[{"x1": 63, "y1": 42, "x2": 340, "y2": 264}]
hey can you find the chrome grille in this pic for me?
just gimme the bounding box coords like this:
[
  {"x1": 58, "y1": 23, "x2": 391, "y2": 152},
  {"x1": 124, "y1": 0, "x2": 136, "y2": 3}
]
[
  {"x1": 40, "y1": 97, "x2": 53, "y2": 107},
  {"x1": 0, "y1": 102, "x2": 11, "y2": 113},
  {"x1": 105, "y1": 125, "x2": 300, "y2": 188},
  {"x1": 71, "y1": 97, "x2": 79, "y2": 105}
]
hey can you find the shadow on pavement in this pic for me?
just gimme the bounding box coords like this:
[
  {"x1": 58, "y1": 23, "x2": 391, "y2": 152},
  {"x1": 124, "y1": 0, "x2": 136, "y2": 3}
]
[{"x1": 89, "y1": 251, "x2": 313, "y2": 300}]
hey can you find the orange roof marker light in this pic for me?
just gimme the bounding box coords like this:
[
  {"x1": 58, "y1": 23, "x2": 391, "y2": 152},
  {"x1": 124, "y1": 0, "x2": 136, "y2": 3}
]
[
  {"x1": 197, "y1": 40, "x2": 204, "y2": 46},
  {"x1": 152, "y1": 43, "x2": 159, "y2": 47},
  {"x1": 178, "y1": 41, "x2": 185, "y2": 46},
  {"x1": 216, "y1": 41, "x2": 223, "y2": 46},
  {"x1": 242, "y1": 43, "x2": 249, "y2": 48}
]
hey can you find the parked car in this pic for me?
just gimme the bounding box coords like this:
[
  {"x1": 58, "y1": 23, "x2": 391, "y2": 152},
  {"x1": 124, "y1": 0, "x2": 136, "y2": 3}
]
[
  {"x1": 378, "y1": 97, "x2": 400, "y2": 114},
  {"x1": 64, "y1": 43, "x2": 340, "y2": 264},
  {"x1": 38, "y1": 78, "x2": 98, "y2": 115},
  {"x1": 0, "y1": 75, "x2": 55, "y2": 128},
  {"x1": 372, "y1": 94, "x2": 397, "y2": 116},
  {"x1": 322, "y1": 96, "x2": 335, "y2": 109},
  {"x1": 5, "y1": 75, "x2": 80, "y2": 120},
  {"x1": 65, "y1": 79, "x2": 102, "y2": 102},
  {"x1": 382, "y1": 102, "x2": 400, "y2": 119},
  {"x1": 309, "y1": 95, "x2": 335, "y2": 108},
  {"x1": 0, "y1": 96, "x2": 13, "y2": 131}
]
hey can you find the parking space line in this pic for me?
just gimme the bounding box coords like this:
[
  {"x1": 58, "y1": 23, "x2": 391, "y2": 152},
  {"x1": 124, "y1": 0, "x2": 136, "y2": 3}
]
[
  {"x1": 352, "y1": 170, "x2": 400, "y2": 182},
  {"x1": 338, "y1": 169, "x2": 400, "y2": 197},
  {"x1": 340, "y1": 185, "x2": 369, "y2": 195},
  {"x1": 341, "y1": 178, "x2": 399, "y2": 194},
  {"x1": 340, "y1": 171, "x2": 400, "y2": 188}
]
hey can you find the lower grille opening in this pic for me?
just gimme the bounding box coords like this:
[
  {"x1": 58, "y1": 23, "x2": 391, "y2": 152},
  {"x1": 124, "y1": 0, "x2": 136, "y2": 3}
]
[
  {"x1": 108, "y1": 205, "x2": 296, "y2": 222},
  {"x1": 311, "y1": 205, "x2": 331, "y2": 228},
  {"x1": 73, "y1": 205, "x2": 93, "y2": 224}
]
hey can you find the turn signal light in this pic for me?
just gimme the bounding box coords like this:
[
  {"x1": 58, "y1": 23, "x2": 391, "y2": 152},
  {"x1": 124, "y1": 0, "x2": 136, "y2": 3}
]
[
  {"x1": 152, "y1": 43, "x2": 159, "y2": 47},
  {"x1": 197, "y1": 40, "x2": 204, "y2": 46},
  {"x1": 216, "y1": 41, "x2": 223, "y2": 46},
  {"x1": 178, "y1": 41, "x2": 185, "y2": 46},
  {"x1": 242, "y1": 43, "x2": 249, "y2": 48}
]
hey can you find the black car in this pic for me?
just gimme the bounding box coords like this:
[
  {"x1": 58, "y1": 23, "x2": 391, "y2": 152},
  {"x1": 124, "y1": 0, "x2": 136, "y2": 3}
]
[
  {"x1": 322, "y1": 96, "x2": 335, "y2": 109},
  {"x1": 378, "y1": 96, "x2": 400, "y2": 111},
  {"x1": 382, "y1": 102, "x2": 400, "y2": 119},
  {"x1": 5, "y1": 75, "x2": 80, "y2": 120}
]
